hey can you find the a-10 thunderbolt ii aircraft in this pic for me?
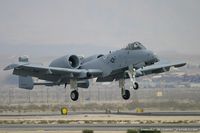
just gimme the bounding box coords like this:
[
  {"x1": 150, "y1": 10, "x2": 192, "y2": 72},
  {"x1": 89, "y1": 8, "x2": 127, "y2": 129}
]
[{"x1": 4, "y1": 42, "x2": 186, "y2": 101}]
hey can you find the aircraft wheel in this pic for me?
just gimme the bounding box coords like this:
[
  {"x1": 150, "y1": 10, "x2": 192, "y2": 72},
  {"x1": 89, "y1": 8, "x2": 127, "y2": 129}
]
[
  {"x1": 133, "y1": 82, "x2": 139, "y2": 90},
  {"x1": 61, "y1": 107, "x2": 68, "y2": 115},
  {"x1": 70, "y1": 90, "x2": 79, "y2": 101},
  {"x1": 122, "y1": 90, "x2": 130, "y2": 100}
]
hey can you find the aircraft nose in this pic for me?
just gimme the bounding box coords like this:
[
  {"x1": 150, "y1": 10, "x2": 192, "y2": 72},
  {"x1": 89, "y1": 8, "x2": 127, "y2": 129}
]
[{"x1": 145, "y1": 51, "x2": 159, "y2": 65}]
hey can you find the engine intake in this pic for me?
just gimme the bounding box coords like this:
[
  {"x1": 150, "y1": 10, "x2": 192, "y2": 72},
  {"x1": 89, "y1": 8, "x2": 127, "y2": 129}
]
[{"x1": 49, "y1": 55, "x2": 80, "y2": 69}]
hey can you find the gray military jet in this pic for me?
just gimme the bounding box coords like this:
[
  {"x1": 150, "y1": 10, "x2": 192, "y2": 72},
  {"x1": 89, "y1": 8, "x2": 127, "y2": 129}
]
[{"x1": 4, "y1": 42, "x2": 186, "y2": 101}]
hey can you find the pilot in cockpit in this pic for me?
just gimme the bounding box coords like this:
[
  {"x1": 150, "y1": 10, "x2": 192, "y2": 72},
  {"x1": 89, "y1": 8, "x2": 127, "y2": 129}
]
[{"x1": 124, "y1": 42, "x2": 146, "y2": 50}]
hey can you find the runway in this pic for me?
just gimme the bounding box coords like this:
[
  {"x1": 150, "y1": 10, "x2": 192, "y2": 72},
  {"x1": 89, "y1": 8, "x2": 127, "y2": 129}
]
[
  {"x1": 0, "y1": 124, "x2": 200, "y2": 131},
  {"x1": 1, "y1": 111, "x2": 200, "y2": 116},
  {"x1": 0, "y1": 112, "x2": 199, "y2": 132},
  {"x1": 115, "y1": 111, "x2": 200, "y2": 116}
]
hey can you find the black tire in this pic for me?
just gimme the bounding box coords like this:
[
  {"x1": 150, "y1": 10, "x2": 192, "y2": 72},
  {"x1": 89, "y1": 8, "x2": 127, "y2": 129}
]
[
  {"x1": 122, "y1": 90, "x2": 130, "y2": 100},
  {"x1": 133, "y1": 82, "x2": 139, "y2": 90},
  {"x1": 70, "y1": 90, "x2": 79, "y2": 101}
]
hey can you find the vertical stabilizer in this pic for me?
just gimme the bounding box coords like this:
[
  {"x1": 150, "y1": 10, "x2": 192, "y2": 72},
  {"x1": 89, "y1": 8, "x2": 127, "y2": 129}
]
[{"x1": 18, "y1": 56, "x2": 34, "y2": 90}]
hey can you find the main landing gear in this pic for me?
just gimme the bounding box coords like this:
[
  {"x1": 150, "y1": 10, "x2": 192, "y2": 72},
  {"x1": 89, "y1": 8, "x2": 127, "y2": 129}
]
[
  {"x1": 119, "y1": 66, "x2": 139, "y2": 100},
  {"x1": 119, "y1": 79, "x2": 130, "y2": 100},
  {"x1": 70, "y1": 79, "x2": 79, "y2": 101},
  {"x1": 70, "y1": 90, "x2": 79, "y2": 101}
]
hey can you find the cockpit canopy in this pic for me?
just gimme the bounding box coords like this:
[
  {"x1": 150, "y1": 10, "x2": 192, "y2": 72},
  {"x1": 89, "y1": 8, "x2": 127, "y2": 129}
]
[{"x1": 123, "y1": 42, "x2": 146, "y2": 50}]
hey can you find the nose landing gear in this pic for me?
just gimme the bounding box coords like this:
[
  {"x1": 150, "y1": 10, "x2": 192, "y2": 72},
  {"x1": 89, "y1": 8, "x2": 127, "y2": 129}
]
[
  {"x1": 133, "y1": 82, "x2": 139, "y2": 90},
  {"x1": 126, "y1": 65, "x2": 139, "y2": 90}
]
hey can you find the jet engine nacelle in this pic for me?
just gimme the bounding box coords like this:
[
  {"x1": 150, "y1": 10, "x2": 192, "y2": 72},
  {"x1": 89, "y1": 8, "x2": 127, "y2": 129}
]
[{"x1": 49, "y1": 55, "x2": 80, "y2": 69}]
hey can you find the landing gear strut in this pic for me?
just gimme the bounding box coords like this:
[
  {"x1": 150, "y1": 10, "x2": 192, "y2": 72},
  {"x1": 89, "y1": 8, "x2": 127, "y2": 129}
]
[
  {"x1": 126, "y1": 65, "x2": 139, "y2": 90},
  {"x1": 70, "y1": 79, "x2": 79, "y2": 101}
]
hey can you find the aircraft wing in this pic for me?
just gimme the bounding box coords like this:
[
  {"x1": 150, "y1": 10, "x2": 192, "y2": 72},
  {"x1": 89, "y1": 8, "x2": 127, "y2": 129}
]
[
  {"x1": 4, "y1": 63, "x2": 103, "y2": 79},
  {"x1": 136, "y1": 62, "x2": 186, "y2": 77}
]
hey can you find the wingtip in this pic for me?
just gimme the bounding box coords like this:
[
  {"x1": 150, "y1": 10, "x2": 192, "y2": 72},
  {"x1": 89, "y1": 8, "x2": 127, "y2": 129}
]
[
  {"x1": 181, "y1": 62, "x2": 187, "y2": 66},
  {"x1": 3, "y1": 64, "x2": 19, "y2": 71},
  {"x1": 175, "y1": 62, "x2": 187, "y2": 68}
]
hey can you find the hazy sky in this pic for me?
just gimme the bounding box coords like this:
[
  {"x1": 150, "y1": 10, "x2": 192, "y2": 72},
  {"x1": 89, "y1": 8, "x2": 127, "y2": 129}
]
[{"x1": 0, "y1": 0, "x2": 200, "y2": 56}]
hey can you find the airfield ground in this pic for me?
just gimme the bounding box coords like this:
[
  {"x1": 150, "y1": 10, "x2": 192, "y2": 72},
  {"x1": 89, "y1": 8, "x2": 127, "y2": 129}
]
[
  {"x1": 0, "y1": 113, "x2": 199, "y2": 133},
  {"x1": 0, "y1": 131, "x2": 122, "y2": 133}
]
